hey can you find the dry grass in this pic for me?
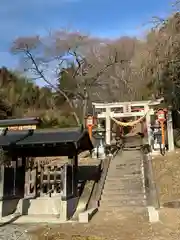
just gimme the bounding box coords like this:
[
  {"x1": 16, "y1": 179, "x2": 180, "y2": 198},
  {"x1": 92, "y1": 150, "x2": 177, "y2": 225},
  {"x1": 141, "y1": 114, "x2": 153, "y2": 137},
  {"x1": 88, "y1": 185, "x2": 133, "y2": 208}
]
[
  {"x1": 34, "y1": 232, "x2": 105, "y2": 240},
  {"x1": 30, "y1": 225, "x2": 107, "y2": 240},
  {"x1": 152, "y1": 150, "x2": 180, "y2": 233},
  {"x1": 152, "y1": 150, "x2": 180, "y2": 204}
]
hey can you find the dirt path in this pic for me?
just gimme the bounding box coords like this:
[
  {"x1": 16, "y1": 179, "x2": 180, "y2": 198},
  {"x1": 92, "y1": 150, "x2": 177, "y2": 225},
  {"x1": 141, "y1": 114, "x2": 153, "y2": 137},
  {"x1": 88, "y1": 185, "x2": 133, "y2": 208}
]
[{"x1": 26, "y1": 208, "x2": 180, "y2": 240}]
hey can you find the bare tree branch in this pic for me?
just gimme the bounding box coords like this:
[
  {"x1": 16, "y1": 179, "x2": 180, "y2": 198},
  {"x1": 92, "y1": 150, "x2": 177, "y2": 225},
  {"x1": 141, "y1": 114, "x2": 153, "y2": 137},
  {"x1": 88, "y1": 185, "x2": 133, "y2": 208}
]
[{"x1": 23, "y1": 44, "x2": 80, "y2": 124}]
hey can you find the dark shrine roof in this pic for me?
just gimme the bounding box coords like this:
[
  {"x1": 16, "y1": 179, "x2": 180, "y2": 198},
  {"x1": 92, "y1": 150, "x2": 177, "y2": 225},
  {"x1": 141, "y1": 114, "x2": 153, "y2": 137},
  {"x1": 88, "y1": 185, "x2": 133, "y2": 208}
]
[
  {"x1": 0, "y1": 117, "x2": 41, "y2": 127},
  {"x1": 0, "y1": 127, "x2": 93, "y2": 157}
]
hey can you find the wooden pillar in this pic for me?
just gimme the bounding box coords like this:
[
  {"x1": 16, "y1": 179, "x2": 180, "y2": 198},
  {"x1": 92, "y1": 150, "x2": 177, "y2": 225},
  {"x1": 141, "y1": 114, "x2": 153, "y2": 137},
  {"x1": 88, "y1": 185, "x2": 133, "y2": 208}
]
[
  {"x1": 72, "y1": 153, "x2": 78, "y2": 197},
  {"x1": 167, "y1": 110, "x2": 174, "y2": 152},
  {"x1": 12, "y1": 155, "x2": 17, "y2": 197},
  {"x1": 0, "y1": 165, "x2": 4, "y2": 200},
  {"x1": 105, "y1": 107, "x2": 111, "y2": 145},
  {"x1": 60, "y1": 154, "x2": 79, "y2": 221},
  {"x1": 63, "y1": 153, "x2": 78, "y2": 198},
  {"x1": 61, "y1": 163, "x2": 68, "y2": 201},
  {"x1": 0, "y1": 149, "x2": 5, "y2": 218},
  {"x1": 145, "y1": 105, "x2": 151, "y2": 146},
  {"x1": 24, "y1": 157, "x2": 34, "y2": 198},
  {"x1": 141, "y1": 119, "x2": 145, "y2": 135},
  {"x1": 0, "y1": 164, "x2": 4, "y2": 218}
]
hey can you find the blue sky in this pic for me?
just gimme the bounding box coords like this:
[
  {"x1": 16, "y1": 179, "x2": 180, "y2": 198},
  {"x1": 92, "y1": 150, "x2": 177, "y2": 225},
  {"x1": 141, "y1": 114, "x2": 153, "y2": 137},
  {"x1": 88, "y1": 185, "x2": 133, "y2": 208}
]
[{"x1": 0, "y1": 0, "x2": 174, "y2": 71}]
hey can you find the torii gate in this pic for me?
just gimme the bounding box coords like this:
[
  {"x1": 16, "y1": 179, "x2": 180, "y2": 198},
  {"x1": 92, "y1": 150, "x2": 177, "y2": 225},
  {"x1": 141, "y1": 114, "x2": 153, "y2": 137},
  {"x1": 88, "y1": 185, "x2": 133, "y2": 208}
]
[{"x1": 92, "y1": 99, "x2": 174, "y2": 152}]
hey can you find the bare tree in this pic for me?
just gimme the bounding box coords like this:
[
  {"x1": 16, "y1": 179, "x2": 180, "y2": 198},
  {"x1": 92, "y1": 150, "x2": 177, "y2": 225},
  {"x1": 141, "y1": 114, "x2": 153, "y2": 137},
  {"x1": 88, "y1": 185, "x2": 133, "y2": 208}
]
[
  {"x1": 11, "y1": 34, "x2": 82, "y2": 124},
  {"x1": 11, "y1": 31, "x2": 125, "y2": 123}
]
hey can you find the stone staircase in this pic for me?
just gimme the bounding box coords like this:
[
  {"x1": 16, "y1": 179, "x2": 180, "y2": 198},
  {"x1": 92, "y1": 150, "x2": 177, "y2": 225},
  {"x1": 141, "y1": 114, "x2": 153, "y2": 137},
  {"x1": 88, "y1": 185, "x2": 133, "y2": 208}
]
[{"x1": 99, "y1": 149, "x2": 147, "y2": 212}]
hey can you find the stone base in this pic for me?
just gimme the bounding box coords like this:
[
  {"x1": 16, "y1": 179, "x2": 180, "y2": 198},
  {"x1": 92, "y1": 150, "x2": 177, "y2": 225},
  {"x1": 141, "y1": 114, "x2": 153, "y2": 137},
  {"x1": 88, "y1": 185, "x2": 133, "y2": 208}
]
[
  {"x1": 78, "y1": 208, "x2": 98, "y2": 223},
  {"x1": 16, "y1": 196, "x2": 62, "y2": 217},
  {"x1": 0, "y1": 212, "x2": 76, "y2": 224},
  {"x1": 147, "y1": 206, "x2": 159, "y2": 223},
  {"x1": 92, "y1": 147, "x2": 106, "y2": 159},
  {"x1": 12, "y1": 215, "x2": 75, "y2": 224},
  {"x1": 0, "y1": 195, "x2": 80, "y2": 223},
  {"x1": 16, "y1": 196, "x2": 79, "y2": 221}
]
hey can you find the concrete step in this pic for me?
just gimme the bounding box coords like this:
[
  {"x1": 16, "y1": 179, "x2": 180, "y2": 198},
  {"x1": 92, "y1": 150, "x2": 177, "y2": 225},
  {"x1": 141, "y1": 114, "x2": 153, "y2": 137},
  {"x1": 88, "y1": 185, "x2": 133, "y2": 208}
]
[
  {"x1": 118, "y1": 158, "x2": 142, "y2": 162},
  {"x1": 102, "y1": 190, "x2": 145, "y2": 197},
  {"x1": 105, "y1": 174, "x2": 142, "y2": 181},
  {"x1": 100, "y1": 198, "x2": 146, "y2": 207},
  {"x1": 110, "y1": 161, "x2": 141, "y2": 165},
  {"x1": 108, "y1": 163, "x2": 141, "y2": 167},
  {"x1": 102, "y1": 191, "x2": 145, "y2": 198},
  {"x1": 109, "y1": 163, "x2": 140, "y2": 166},
  {"x1": 103, "y1": 186, "x2": 144, "y2": 192},
  {"x1": 101, "y1": 193, "x2": 146, "y2": 201},
  {"x1": 104, "y1": 179, "x2": 143, "y2": 186},
  {"x1": 105, "y1": 174, "x2": 142, "y2": 180},
  {"x1": 112, "y1": 155, "x2": 141, "y2": 158},
  {"x1": 108, "y1": 169, "x2": 141, "y2": 173},
  {"x1": 114, "y1": 159, "x2": 140, "y2": 163},
  {"x1": 17, "y1": 197, "x2": 61, "y2": 216},
  {"x1": 108, "y1": 166, "x2": 141, "y2": 172},
  {"x1": 102, "y1": 188, "x2": 145, "y2": 195},
  {"x1": 107, "y1": 172, "x2": 142, "y2": 177},
  {"x1": 110, "y1": 161, "x2": 139, "y2": 164},
  {"x1": 103, "y1": 182, "x2": 144, "y2": 191},
  {"x1": 104, "y1": 178, "x2": 143, "y2": 185},
  {"x1": 111, "y1": 157, "x2": 141, "y2": 162},
  {"x1": 111, "y1": 161, "x2": 141, "y2": 164},
  {"x1": 118, "y1": 152, "x2": 142, "y2": 157},
  {"x1": 105, "y1": 178, "x2": 143, "y2": 185},
  {"x1": 108, "y1": 164, "x2": 141, "y2": 169},
  {"x1": 98, "y1": 206, "x2": 147, "y2": 213},
  {"x1": 109, "y1": 163, "x2": 141, "y2": 169},
  {"x1": 119, "y1": 158, "x2": 141, "y2": 162},
  {"x1": 105, "y1": 172, "x2": 143, "y2": 180}
]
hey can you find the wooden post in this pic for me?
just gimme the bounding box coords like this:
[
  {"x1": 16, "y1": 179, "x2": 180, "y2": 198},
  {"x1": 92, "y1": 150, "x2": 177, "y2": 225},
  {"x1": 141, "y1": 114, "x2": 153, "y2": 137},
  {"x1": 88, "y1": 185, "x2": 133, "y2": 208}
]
[
  {"x1": 67, "y1": 154, "x2": 78, "y2": 198},
  {"x1": 106, "y1": 107, "x2": 111, "y2": 145},
  {"x1": 0, "y1": 164, "x2": 4, "y2": 218},
  {"x1": 40, "y1": 165, "x2": 44, "y2": 196},
  {"x1": 167, "y1": 110, "x2": 174, "y2": 152},
  {"x1": 47, "y1": 166, "x2": 50, "y2": 195},
  {"x1": 160, "y1": 122, "x2": 165, "y2": 146},
  {"x1": 88, "y1": 125, "x2": 92, "y2": 140},
  {"x1": 86, "y1": 116, "x2": 94, "y2": 140},
  {"x1": 68, "y1": 156, "x2": 73, "y2": 165},
  {"x1": 25, "y1": 168, "x2": 31, "y2": 196},
  {"x1": 0, "y1": 165, "x2": 4, "y2": 200},
  {"x1": 61, "y1": 164, "x2": 68, "y2": 200},
  {"x1": 72, "y1": 153, "x2": 78, "y2": 197}
]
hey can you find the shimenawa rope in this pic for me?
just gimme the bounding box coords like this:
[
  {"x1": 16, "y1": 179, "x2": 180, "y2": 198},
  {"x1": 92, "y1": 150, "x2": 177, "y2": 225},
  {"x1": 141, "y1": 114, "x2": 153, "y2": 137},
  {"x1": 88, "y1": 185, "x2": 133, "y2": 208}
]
[{"x1": 111, "y1": 109, "x2": 150, "y2": 127}]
